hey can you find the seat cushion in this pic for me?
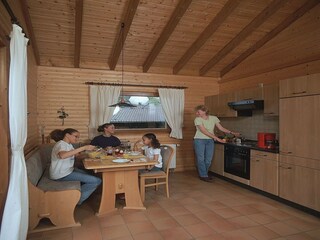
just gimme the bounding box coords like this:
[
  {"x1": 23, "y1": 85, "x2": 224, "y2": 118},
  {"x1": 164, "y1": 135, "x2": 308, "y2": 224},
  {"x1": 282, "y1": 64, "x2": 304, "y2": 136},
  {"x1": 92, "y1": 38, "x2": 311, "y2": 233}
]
[
  {"x1": 139, "y1": 170, "x2": 166, "y2": 177},
  {"x1": 26, "y1": 150, "x2": 46, "y2": 186},
  {"x1": 37, "y1": 168, "x2": 81, "y2": 192}
]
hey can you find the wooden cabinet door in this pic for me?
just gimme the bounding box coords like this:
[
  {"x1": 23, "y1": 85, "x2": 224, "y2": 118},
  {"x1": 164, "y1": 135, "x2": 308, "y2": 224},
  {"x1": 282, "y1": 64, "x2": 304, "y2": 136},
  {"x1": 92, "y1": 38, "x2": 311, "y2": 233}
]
[
  {"x1": 236, "y1": 86, "x2": 263, "y2": 101},
  {"x1": 210, "y1": 144, "x2": 224, "y2": 175},
  {"x1": 280, "y1": 95, "x2": 320, "y2": 160},
  {"x1": 263, "y1": 82, "x2": 279, "y2": 116},
  {"x1": 218, "y1": 92, "x2": 237, "y2": 117},
  {"x1": 205, "y1": 95, "x2": 219, "y2": 116},
  {"x1": 250, "y1": 157, "x2": 264, "y2": 190},
  {"x1": 279, "y1": 162, "x2": 319, "y2": 211},
  {"x1": 279, "y1": 73, "x2": 320, "y2": 98},
  {"x1": 263, "y1": 159, "x2": 278, "y2": 195}
]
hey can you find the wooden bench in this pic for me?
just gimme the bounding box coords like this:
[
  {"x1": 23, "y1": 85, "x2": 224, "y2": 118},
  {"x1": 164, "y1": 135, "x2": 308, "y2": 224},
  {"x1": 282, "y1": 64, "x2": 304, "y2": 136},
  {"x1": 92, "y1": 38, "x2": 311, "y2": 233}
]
[{"x1": 26, "y1": 144, "x2": 81, "y2": 231}]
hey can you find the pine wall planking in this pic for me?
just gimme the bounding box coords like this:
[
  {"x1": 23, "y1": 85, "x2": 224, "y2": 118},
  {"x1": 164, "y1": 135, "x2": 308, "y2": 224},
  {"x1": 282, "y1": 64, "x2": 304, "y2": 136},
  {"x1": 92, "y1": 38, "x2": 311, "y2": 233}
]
[
  {"x1": 219, "y1": 59, "x2": 320, "y2": 93},
  {"x1": 37, "y1": 66, "x2": 219, "y2": 171}
]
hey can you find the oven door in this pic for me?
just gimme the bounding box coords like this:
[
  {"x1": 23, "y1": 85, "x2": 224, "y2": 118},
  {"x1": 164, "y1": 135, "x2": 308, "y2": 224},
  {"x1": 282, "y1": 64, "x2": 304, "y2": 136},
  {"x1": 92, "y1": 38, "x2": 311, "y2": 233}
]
[{"x1": 224, "y1": 145, "x2": 250, "y2": 180}]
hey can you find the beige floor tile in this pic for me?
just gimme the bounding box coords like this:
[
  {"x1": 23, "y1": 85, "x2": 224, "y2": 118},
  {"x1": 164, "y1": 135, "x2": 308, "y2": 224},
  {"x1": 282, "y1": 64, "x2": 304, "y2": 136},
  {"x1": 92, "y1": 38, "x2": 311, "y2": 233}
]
[
  {"x1": 159, "y1": 226, "x2": 193, "y2": 240},
  {"x1": 265, "y1": 221, "x2": 302, "y2": 236},
  {"x1": 248, "y1": 202, "x2": 278, "y2": 212},
  {"x1": 206, "y1": 218, "x2": 238, "y2": 233},
  {"x1": 243, "y1": 225, "x2": 280, "y2": 240},
  {"x1": 174, "y1": 213, "x2": 202, "y2": 226},
  {"x1": 184, "y1": 222, "x2": 216, "y2": 238},
  {"x1": 221, "y1": 229, "x2": 256, "y2": 240},
  {"x1": 306, "y1": 229, "x2": 320, "y2": 239},
  {"x1": 213, "y1": 207, "x2": 243, "y2": 219},
  {"x1": 231, "y1": 204, "x2": 261, "y2": 215},
  {"x1": 122, "y1": 212, "x2": 148, "y2": 223},
  {"x1": 194, "y1": 210, "x2": 223, "y2": 222},
  {"x1": 126, "y1": 221, "x2": 157, "y2": 235},
  {"x1": 144, "y1": 208, "x2": 172, "y2": 220},
  {"x1": 165, "y1": 206, "x2": 191, "y2": 216},
  {"x1": 195, "y1": 233, "x2": 227, "y2": 240},
  {"x1": 284, "y1": 217, "x2": 320, "y2": 232},
  {"x1": 264, "y1": 209, "x2": 294, "y2": 221},
  {"x1": 132, "y1": 231, "x2": 163, "y2": 240},
  {"x1": 183, "y1": 203, "x2": 209, "y2": 213},
  {"x1": 99, "y1": 214, "x2": 125, "y2": 228},
  {"x1": 150, "y1": 217, "x2": 180, "y2": 231},
  {"x1": 42, "y1": 228, "x2": 73, "y2": 240},
  {"x1": 285, "y1": 233, "x2": 318, "y2": 240},
  {"x1": 247, "y1": 212, "x2": 278, "y2": 224},
  {"x1": 203, "y1": 201, "x2": 228, "y2": 210},
  {"x1": 101, "y1": 225, "x2": 131, "y2": 240},
  {"x1": 72, "y1": 226, "x2": 103, "y2": 240},
  {"x1": 228, "y1": 216, "x2": 259, "y2": 228}
]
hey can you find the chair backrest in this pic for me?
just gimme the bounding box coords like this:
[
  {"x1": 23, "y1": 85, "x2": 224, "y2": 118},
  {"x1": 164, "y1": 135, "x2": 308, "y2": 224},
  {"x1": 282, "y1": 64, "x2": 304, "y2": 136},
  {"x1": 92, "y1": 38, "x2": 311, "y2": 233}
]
[
  {"x1": 26, "y1": 150, "x2": 46, "y2": 186},
  {"x1": 133, "y1": 140, "x2": 144, "y2": 151},
  {"x1": 160, "y1": 145, "x2": 174, "y2": 174}
]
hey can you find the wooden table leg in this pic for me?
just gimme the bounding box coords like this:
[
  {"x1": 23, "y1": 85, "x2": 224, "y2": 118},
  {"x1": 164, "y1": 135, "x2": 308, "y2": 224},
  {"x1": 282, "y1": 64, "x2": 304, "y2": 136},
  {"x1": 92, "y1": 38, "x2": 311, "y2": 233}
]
[
  {"x1": 123, "y1": 170, "x2": 146, "y2": 210},
  {"x1": 97, "y1": 172, "x2": 117, "y2": 216}
]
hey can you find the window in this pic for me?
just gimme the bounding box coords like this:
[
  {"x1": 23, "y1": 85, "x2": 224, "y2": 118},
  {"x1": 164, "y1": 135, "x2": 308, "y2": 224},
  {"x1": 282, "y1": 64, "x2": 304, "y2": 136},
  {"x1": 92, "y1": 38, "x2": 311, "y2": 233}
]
[{"x1": 110, "y1": 95, "x2": 167, "y2": 129}]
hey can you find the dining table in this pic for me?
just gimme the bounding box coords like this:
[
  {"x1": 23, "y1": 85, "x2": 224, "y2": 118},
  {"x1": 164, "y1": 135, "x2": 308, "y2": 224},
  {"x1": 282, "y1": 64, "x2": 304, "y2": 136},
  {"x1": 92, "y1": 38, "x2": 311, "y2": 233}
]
[{"x1": 83, "y1": 153, "x2": 157, "y2": 216}]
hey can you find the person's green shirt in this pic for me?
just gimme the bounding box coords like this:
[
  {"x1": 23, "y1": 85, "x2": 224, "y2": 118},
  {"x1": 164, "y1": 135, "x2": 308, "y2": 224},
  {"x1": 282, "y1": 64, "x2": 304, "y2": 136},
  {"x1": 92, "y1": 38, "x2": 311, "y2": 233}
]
[{"x1": 194, "y1": 115, "x2": 220, "y2": 139}]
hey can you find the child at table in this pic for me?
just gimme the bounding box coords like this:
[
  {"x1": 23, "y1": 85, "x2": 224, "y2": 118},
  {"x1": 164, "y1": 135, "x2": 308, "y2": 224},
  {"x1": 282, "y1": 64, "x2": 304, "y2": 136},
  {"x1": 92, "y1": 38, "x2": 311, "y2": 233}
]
[{"x1": 141, "y1": 133, "x2": 163, "y2": 171}]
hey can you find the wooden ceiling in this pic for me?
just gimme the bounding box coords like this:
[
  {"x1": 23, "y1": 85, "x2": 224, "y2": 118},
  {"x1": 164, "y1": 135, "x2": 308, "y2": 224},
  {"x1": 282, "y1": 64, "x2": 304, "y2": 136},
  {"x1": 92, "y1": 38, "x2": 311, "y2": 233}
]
[{"x1": 2, "y1": 0, "x2": 320, "y2": 77}]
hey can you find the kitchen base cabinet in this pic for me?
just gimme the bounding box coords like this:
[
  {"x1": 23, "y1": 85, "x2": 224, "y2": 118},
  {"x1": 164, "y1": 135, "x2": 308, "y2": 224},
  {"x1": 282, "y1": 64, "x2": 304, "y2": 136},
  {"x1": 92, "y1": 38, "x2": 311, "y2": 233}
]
[
  {"x1": 279, "y1": 161, "x2": 320, "y2": 211},
  {"x1": 209, "y1": 144, "x2": 224, "y2": 175},
  {"x1": 250, "y1": 150, "x2": 278, "y2": 195}
]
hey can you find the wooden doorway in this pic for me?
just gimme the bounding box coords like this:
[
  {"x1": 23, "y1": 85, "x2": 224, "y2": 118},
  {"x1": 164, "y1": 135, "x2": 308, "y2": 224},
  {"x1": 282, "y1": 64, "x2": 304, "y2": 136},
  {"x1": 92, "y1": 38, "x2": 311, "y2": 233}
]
[{"x1": 0, "y1": 42, "x2": 10, "y2": 221}]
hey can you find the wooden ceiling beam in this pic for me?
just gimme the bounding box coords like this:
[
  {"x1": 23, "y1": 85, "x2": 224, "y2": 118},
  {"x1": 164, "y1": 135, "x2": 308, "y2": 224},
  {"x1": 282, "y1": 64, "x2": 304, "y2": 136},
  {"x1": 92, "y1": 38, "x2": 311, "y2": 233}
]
[
  {"x1": 173, "y1": 0, "x2": 239, "y2": 75},
  {"x1": 108, "y1": 0, "x2": 140, "y2": 70},
  {"x1": 220, "y1": 0, "x2": 320, "y2": 78},
  {"x1": 74, "y1": 0, "x2": 83, "y2": 68},
  {"x1": 143, "y1": 0, "x2": 192, "y2": 73},
  {"x1": 200, "y1": 0, "x2": 289, "y2": 76},
  {"x1": 19, "y1": 0, "x2": 40, "y2": 65}
]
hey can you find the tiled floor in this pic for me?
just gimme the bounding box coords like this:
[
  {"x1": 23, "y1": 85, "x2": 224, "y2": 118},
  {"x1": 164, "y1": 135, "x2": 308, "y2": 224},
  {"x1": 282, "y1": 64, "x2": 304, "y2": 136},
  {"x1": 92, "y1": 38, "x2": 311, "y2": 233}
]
[{"x1": 27, "y1": 171, "x2": 320, "y2": 240}]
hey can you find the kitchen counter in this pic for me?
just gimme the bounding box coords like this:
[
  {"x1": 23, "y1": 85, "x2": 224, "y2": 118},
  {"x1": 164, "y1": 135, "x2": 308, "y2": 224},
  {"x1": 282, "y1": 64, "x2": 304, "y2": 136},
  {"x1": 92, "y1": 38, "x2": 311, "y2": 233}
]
[{"x1": 216, "y1": 140, "x2": 279, "y2": 153}]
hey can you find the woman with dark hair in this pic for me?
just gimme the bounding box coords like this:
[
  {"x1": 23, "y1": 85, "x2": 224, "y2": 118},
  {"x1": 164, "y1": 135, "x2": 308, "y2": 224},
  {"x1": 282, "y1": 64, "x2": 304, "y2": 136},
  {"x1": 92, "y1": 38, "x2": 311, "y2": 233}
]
[
  {"x1": 141, "y1": 133, "x2": 162, "y2": 171},
  {"x1": 194, "y1": 105, "x2": 239, "y2": 182},
  {"x1": 49, "y1": 128, "x2": 101, "y2": 205},
  {"x1": 90, "y1": 123, "x2": 121, "y2": 148}
]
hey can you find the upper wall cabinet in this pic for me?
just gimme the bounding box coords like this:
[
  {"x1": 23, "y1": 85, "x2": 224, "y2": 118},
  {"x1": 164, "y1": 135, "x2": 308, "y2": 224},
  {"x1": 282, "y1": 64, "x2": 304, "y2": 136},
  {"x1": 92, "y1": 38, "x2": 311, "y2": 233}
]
[
  {"x1": 280, "y1": 73, "x2": 320, "y2": 98},
  {"x1": 205, "y1": 93, "x2": 237, "y2": 118},
  {"x1": 205, "y1": 95, "x2": 219, "y2": 116},
  {"x1": 263, "y1": 82, "x2": 279, "y2": 116},
  {"x1": 219, "y1": 92, "x2": 237, "y2": 118},
  {"x1": 236, "y1": 86, "x2": 263, "y2": 101}
]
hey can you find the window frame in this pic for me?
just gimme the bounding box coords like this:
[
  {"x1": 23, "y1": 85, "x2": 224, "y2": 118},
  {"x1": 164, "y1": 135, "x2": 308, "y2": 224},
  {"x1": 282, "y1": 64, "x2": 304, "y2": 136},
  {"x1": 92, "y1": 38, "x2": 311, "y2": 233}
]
[{"x1": 110, "y1": 91, "x2": 169, "y2": 132}]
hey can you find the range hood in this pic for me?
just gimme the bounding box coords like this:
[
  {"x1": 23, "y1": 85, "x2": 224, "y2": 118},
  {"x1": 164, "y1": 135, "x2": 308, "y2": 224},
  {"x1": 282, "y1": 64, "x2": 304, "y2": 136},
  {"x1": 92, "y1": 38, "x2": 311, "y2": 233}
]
[{"x1": 228, "y1": 100, "x2": 264, "y2": 116}]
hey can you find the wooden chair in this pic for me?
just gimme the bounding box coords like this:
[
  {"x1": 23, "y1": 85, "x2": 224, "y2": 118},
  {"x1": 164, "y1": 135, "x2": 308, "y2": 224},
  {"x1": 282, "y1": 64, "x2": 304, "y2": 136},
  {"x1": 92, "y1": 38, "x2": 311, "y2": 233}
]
[{"x1": 139, "y1": 145, "x2": 174, "y2": 201}]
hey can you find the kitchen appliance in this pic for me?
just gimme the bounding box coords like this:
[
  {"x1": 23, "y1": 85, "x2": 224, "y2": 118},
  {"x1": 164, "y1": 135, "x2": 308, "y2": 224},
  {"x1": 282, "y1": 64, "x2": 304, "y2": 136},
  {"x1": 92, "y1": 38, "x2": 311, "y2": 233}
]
[
  {"x1": 224, "y1": 145, "x2": 250, "y2": 180},
  {"x1": 257, "y1": 132, "x2": 276, "y2": 149},
  {"x1": 228, "y1": 100, "x2": 264, "y2": 111}
]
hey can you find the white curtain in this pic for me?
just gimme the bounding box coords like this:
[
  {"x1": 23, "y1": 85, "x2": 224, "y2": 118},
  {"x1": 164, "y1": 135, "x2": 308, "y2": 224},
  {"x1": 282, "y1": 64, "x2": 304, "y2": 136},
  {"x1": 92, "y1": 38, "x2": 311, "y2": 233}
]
[
  {"x1": 0, "y1": 24, "x2": 29, "y2": 240},
  {"x1": 158, "y1": 88, "x2": 185, "y2": 139},
  {"x1": 88, "y1": 85, "x2": 121, "y2": 139}
]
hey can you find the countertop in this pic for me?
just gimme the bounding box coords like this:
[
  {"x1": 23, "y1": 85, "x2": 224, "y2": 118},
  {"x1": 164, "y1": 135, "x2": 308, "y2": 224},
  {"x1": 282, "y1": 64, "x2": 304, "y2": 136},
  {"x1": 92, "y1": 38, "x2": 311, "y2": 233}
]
[{"x1": 216, "y1": 140, "x2": 279, "y2": 154}]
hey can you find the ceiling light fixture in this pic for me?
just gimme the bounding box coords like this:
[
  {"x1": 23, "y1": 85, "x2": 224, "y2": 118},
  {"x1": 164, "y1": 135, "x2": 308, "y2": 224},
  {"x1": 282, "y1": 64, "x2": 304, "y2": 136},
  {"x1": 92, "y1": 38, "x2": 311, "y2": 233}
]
[{"x1": 109, "y1": 23, "x2": 136, "y2": 108}]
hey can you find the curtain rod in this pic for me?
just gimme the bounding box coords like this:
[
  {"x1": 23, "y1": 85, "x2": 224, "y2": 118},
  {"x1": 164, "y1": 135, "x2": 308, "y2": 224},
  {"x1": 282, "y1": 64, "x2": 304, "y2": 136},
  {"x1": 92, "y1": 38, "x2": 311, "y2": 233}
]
[
  {"x1": 1, "y1": 0, "x2": 29, "y2": 40},
  {"x1": 85, "y1": 82, "x2": 188, "y2": 89}
]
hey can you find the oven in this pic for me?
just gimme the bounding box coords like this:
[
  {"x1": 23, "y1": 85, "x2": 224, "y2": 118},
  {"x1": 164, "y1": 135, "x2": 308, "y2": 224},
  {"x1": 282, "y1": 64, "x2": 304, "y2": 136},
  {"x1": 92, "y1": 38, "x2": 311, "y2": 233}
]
[{"x1": 224, "y1": 145, "x2": 250, "y2": 180}]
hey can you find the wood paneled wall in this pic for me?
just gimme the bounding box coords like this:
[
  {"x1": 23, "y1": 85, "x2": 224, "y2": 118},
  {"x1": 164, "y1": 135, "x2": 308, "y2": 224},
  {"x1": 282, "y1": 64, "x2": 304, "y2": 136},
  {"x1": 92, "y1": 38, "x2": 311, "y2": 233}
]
[
  {"x1": 37, "y1": 67, "x2": 219, "y2": 171},
  {"x1": 220, "y1": 5, "x2": 320, "y2": 92},
  {"x1": 219, "y1": 59, "x2": 320, "y2": 93}
]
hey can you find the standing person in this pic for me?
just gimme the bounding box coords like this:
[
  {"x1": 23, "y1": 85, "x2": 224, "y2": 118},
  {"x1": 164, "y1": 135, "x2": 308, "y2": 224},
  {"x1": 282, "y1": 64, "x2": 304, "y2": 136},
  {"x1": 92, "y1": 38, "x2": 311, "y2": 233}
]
[
  {"x1": 141, "y1": 133, "x2": 162, "y2": 171},
  {"x1": 90, "y1": 123, "x2": 121, "y2": 148},
  {"x1": 194, "y1": 105, "x2": 239, "y2": 182},
  {"x1": 49, "y1": 128, "x2": 101, "y2": 205}
]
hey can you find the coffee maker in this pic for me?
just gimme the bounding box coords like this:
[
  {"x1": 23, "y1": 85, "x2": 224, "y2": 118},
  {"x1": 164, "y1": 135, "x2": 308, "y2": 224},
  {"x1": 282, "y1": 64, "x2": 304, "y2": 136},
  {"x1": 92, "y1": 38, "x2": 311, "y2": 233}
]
[{"x1": 257, "y1": 132, "x2": 276, "y2": 149}]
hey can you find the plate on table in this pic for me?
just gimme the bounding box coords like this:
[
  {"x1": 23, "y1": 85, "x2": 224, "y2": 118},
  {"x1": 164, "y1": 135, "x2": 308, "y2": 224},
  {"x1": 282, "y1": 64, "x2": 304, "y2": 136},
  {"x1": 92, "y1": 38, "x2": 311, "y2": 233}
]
[
  {"x1": 129, "y1": 151, "x2": 140, "y2": 156},
  {"x1": 112, "y1": 159, "x2": 130, "y2": 163}
]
